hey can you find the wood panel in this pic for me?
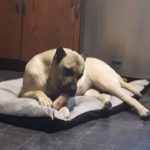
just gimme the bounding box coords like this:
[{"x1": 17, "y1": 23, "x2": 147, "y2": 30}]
[
  {"x1": 21, "y1": 0, "x2": 81, "y2": 61},
  {"x1": 0, "y1": 0, "x2": 22, "y2": 59}
]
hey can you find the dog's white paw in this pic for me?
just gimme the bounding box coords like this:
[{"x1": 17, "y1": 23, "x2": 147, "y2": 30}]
[
  {"x1": 35, "y1": 91, "x2": 52, "y2": 107},
  {"x1": 39, "y1": 99, "x2": 52, "y2": 107},
  {"x1": 38, "y1": 95, "x2": 52, "y2": 107},
  {"x1": 59, "y1": 106, "x2": 70, "y2": 119}
]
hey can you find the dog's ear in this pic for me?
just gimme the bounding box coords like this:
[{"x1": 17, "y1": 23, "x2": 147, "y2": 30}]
[
  {"x1": 80, "y1": 53, "x2": 87, "y2": 61},
  {"x1": 54, "y1": 47, "x2": 66, "y2": 63}
]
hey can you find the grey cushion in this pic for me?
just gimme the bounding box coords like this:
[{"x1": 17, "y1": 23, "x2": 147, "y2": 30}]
[{"x1": 0, "y1": 78, "x2": 149, "y2": 121}]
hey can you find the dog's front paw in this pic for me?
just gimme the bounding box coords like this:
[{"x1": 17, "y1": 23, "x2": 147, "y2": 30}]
[
  {"x1": 34, "y1": 91, "x2": 52, "y2": 107},
  {"x1": 37, "y1": 92, "x2": 52, "y2": 107},
  {"x1": 59, "y1": 106, "x2": 70, "y2": 119},
  {"x1": 39, "y1": 98, "x2": 52, "y2": 107}
]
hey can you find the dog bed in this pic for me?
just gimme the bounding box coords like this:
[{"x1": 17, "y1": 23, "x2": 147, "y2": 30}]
[{"x1": 0, "y1": 78, "x2": 149, "y2": 132}]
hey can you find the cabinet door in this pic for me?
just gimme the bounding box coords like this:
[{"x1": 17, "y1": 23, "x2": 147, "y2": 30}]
[
  {"x1": 0, "y1": 0, "x2": 22, "y2": 59},
  {"x1": 21, "y1": 0, "x2": 81, "y2": 61}
]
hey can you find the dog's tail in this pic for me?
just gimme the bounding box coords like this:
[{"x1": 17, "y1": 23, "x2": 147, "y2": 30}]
[{"x1": 120, "y1": 80, "x2": 142, "y2": 98}]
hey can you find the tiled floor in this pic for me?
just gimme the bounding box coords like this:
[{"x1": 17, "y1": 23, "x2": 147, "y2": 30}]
[{"x1": 0, "y1": 69, "x2": 150, "y2": 150}]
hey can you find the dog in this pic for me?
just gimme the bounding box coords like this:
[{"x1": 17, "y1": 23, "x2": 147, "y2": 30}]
[
  {"x1": 20, "y1": 47, "x2": 85, "y2": 118},
  {"x1": 21, "y1": 47, "x2": 150, "y2": 119}
]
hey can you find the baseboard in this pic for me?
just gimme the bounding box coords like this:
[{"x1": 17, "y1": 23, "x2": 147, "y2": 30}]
[{"x1": 0, "y1": 58, "x2": 26, "y2": 72}]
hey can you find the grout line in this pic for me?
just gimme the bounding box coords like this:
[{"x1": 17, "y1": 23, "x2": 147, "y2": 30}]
[
  {"x1": 13, "y1": 135, "x2": 38, "y2": 150},
  {"x1": 0, "y1": 125, "x2": 12, "y2": 133}
]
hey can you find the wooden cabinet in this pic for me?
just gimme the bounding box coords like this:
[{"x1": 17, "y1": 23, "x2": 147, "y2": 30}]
[
  {"x1": 22, "y1": 0, "x2": 81, "y2": 60},
  {"x1": 0, "y1": 0, "x2": 81, "y2": 61},
  {"x1": 0, "y1": 0, "x2": 22, "y2": 59}
]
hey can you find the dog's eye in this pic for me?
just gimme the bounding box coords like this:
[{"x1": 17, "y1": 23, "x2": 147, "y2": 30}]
[{"x1": 63, "y1": 67, "x2": 73, "y2": 76}]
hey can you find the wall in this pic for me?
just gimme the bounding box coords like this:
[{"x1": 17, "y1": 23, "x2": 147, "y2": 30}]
[{"x1": 80, "y1": 0, "x2": 150, "y2": 79}]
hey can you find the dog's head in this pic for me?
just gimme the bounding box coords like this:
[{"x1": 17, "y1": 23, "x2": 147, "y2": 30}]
[{"x1": 50, "y1": 47, "x2": 85, "y2": 96}]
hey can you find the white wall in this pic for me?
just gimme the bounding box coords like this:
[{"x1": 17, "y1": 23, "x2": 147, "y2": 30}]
[{"x1": 80, "y1": 0, "x2": 150, "y2": 79}]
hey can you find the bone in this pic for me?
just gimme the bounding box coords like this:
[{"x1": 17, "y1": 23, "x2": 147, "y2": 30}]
[{"x1": 52, "y1": 94, "x2": 69, "y2": 110}]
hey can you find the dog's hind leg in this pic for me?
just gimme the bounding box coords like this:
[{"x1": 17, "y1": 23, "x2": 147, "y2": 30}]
[
  {"x1": 108, "y1": 85, "x2": 149, "y2": 118},
  {"x1": 120, "y1": 80, "x2": 142, "y2": 98},
  {"x1": 84, "y1": 89, "x2": 112, "y2": 110},
  {"x1": 22, "y1": 91, "x2": 52, "y2": 106}
]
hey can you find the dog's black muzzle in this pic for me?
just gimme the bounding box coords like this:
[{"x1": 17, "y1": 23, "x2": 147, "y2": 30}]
[{"x1": 63, "y1": 84, "x2": 77, "y2": 96}]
